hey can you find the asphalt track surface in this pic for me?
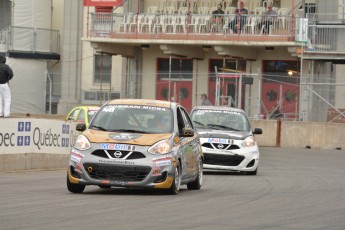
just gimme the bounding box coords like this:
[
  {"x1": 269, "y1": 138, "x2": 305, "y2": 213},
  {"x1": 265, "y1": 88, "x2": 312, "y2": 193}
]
[{"x1": 1, "y1": 147, "x2": 345, "y2": 230}]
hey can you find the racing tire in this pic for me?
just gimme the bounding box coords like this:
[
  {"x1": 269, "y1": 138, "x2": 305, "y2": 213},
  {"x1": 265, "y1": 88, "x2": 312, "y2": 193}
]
[
  {"x1": 167, "y1": 163, "x2": 181, "y2": 195},
  {"x1": 187, "y1": 159, "x2": 203, "y2": 190},
  {"x1": 67, "y1": 175, "x2": 85, "y2": 193},
  {"x1": 246, "y1": 168, "x2": 258, "y2": 176}
]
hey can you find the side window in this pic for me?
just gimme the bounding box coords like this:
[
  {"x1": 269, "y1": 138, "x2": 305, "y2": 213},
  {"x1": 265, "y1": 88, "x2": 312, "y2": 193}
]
[
  {"x1": 180, "y1": 107, "x2": 193, "y2": 129},
  {"x1": 77, "y1": 109, "x2": 85, "y2": 122},
  {"x1": 176, "y1": 108, "x2": 185, "y2": 134},
  {"x1": 68, "y1": 109, "x2": 80, "y2": 121}
]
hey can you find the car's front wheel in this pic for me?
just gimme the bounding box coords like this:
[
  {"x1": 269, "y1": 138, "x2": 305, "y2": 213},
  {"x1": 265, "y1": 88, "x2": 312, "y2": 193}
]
[
  {"x1": 67, "y1": 174, "x2": 85, "y2": 193},
  {"x1": 167, "y1": 162, "x2": 181, "y2": 195},
  {"x1": 187, "y1": 159, "x2": 203, "y2": 190}
]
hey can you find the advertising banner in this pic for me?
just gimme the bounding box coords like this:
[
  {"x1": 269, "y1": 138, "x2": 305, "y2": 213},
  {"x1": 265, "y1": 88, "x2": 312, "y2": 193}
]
[
  {"x1": 0, "y1": 119, "x2": 78, "y2": 155},
  {"x1": 83, "y1": 0, "x2": 123, "y2": 7}
]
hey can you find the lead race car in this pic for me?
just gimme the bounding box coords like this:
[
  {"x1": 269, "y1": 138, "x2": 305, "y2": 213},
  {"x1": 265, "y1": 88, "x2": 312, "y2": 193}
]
[
  {"x1": 67, "y1": 99, "x2": 203, "y2": 194},
  {"x1": 190, "y1": 106, "x2": 262, "y2": 175}
]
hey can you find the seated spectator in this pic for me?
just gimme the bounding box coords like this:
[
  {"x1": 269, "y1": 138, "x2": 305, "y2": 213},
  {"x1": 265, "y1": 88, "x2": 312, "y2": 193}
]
[
  {"x1": 228, "y1": 1, "x2": 248, "y2": 34},
  {"x1": 257, "y1": 4, "x2": 277, "y2": 34}
]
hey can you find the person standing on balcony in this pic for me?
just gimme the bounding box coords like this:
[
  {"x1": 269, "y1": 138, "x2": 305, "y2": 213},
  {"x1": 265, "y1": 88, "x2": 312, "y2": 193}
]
[
  {"x1": 211, "y1": 3, "x2": 225, "y2": 32},
  {"x1": 257, "y1": 4, "x2": 277, "y2": 34},
  {"x1": 0, "y1": 56, "x2": 14, "y2": 118},
  {"x1": 228, "y1": 1, "x2": 248, "y2": 34}
]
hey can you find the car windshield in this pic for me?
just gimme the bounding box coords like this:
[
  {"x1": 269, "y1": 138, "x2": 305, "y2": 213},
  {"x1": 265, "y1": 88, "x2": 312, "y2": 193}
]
[
  {"x1": 190, "y1": 109, "x2": 250, "y2": 131},
  {"x1": 90, "y1": 104, "x2": 173, "y2": 134}
]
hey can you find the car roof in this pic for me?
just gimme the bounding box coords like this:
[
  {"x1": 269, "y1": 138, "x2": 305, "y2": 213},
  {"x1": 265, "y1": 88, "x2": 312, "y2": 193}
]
[
  {"x1": 191, "y1": 106, "x2": 245, "y2": 113},
  {"x1": 106, "y1": 99, "x2": 176, "y2": 108}
]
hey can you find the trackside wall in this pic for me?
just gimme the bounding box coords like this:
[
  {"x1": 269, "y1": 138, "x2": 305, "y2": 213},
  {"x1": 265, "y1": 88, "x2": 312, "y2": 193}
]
[{"x1": 1, "y1": 118, "x2": 344, "y2": 172}]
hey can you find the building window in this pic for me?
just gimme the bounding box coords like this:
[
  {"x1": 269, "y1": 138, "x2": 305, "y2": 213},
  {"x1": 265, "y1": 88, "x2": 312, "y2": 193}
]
[
  {"x1": 263, "y1": 60, "x2": 300, "y2": 83},
  {"x1": 94, "y1": 54, "x2": 111, "y2": 84},
  {"x1": 157, "y1": 58, "x2": 193, "y2": 80},
  {"x1": 209, "y1": 59, "x2": 246, "y2": 77}
]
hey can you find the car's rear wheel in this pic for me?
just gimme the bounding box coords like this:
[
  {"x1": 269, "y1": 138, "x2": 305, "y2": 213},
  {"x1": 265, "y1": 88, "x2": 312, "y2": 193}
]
[
  {"x1": 167, "y1": 163, "x2": 181, "y2": 195},
  {"x1": 187, "y1": 159, "x2": 203, "y2": 190},
  {"x1": 246, "y1": 168, "x2": 258, "y2": 175},
  {"x1": 67, "y1": 174, "x2": 85, "y2": 193}
]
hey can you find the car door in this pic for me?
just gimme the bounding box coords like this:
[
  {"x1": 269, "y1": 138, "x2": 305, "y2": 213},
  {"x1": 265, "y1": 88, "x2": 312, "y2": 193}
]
[
  {"x1": 176, "y1": 107, "x2": 198, "y2": 179},
  {"x1": 180, "y1": 107, "x2": 200, "y2": 174}
]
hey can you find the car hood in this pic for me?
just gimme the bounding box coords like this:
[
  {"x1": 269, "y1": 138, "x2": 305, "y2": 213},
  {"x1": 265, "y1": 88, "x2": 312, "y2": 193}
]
[
  {"x1": 195, "y1": 129, "x2": 252, "y2": 140},
  {"x1": 83, "y1": 129, "x2": 173, "y2": 145}
]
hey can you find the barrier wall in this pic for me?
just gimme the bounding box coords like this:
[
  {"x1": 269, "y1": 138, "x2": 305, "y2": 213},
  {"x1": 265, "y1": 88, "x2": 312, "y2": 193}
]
[
  {"x1": 1, "y1": 117, "x2": 344, "y2": 172},
  {"x1": 0, "y1": 117, "x2": 77, "y2": 171}
]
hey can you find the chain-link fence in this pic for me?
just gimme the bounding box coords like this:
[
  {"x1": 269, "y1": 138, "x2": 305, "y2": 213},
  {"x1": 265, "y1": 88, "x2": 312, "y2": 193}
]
[{"x1": 40, "y1": 70, "x2": 345, "y2": 123}]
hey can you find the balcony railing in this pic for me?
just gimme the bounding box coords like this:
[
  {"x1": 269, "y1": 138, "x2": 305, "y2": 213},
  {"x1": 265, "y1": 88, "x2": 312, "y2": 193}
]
[
  {"x1": 0, "y1": 26, "x2": 60, "y2": 54},
  {"x1": 306, "y1": 24, "x2": 345, "y2": 53},
  {"x1": 88, "y1": 12, "x2": 295, "y2": 42}
]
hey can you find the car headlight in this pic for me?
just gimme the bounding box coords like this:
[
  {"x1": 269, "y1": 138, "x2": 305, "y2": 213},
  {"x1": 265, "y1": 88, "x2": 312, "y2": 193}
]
[
  {"x1": 148, "y1": 139, "x2": 172, "y2": 154},
  {"x1": 74, "y1": 135, "x2": 91, "y2": 150},
  {"x1": 242, "y1": 136, "x2": 256, "y2": 147}
]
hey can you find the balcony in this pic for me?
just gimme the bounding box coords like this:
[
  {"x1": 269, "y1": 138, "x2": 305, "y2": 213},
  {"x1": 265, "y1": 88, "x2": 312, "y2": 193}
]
[
  {"x1": 0, "y1": 26, "x2": 60, "y2": 60},
  {"x1": 86, "y1": 12, "x2": 297, "y2": 45}
]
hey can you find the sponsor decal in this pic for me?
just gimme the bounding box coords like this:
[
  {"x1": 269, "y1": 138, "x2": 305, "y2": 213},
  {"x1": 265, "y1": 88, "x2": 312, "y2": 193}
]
[
  {"x1": 101, "y1": 143, "x2": 135, "y2": 151},
  {"x1": 151, "y1": 167, "x2": 162, "y2": 176},
  {"x1": 205, "y1": 148, "x2": 233, "y2": 154},
  {"x1": 109, "y1": 133, "x2": 141, "y2": 141},
  {"x1": 195, "y1": 110, "x2": 241, "y2": 115},
  {"x1": 75, "y1": 163, "x2": 83, "y2": 173},
  {"x1": 70, "y1": 155, "x2": 81, "y2": 163},
  {"x1": 207, "y1": 138, "x2": 231, "y2": 144},
  {"x1": 99, "y1": 159, "x2": 135, "y2": 165},
  {"x1": 152, "y1": 155, "x2": 172, "y2": 162},
  {"x1": 156, "y1": 160, "x2": 171, "y2": 167}
]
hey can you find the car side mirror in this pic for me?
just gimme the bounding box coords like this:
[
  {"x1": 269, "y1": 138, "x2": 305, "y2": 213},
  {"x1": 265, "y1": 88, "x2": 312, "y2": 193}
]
[
  {"x1": 76, "y1": 123, "x2": 86, "y2": 132},
  {"x1": 180, "y1": 127, "x2": 194, "y2": 137},
  {"x1": 253, "y1": 128, "x2": 262, "y2": 135}
]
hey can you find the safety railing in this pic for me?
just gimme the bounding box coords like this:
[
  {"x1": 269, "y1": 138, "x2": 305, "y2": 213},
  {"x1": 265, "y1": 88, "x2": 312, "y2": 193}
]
[
  {"x1": 305, "y1": 24, "x2": 345, "y2": 53},
  {"x1": 0, "y1": 26, "x2": 60, "y2": 54},
  {"x1": 88, "y1": 12, "x2": 295, "y2": 39}
]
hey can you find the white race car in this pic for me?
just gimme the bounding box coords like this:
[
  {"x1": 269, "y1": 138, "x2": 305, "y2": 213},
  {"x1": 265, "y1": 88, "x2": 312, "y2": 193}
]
[{"x1": 190, "y1": 106, "x2": 262, "y2": 175}]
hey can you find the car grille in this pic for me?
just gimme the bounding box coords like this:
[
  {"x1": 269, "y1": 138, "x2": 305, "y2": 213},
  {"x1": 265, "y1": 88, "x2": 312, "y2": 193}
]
[
  {"x1": 92, "y1": 150, "x2": 146, "y2": 159},
  {"x1": 204, "y1": 153, "x2": 244, "y2": 166},
  {"x1": 202, "y1": 143, "x2": 240, "y2": 150},
  {"x1": 84, "y1": 163, "x2": 151, "y2": 182}
]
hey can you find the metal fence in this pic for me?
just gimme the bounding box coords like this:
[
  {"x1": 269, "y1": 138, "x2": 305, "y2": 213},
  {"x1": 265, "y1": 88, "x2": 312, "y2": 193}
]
[
  {"x1": 40, "y1": 70, "x2": 345, "y2": 123},
  {"x1": 0, "y1": 26, "x2": 60, "y2": 53},
  {"x1": 89, "y1": 12, "x2": 294, "y2": 38}
]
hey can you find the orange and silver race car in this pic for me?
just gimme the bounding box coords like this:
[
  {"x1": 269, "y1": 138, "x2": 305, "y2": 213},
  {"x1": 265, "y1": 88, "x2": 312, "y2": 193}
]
[{"x1": 67, "y1": 99, "x2": 203, "y2": 195}]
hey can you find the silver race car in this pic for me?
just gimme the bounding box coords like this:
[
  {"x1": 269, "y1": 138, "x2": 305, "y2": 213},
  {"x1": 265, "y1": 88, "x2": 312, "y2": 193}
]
[
  {"x1": 67, "y1": 99, "x2": 203, "y2": 194},
  {"x1": 190, "y1": 106, "x2": 262, "y2": 175}
]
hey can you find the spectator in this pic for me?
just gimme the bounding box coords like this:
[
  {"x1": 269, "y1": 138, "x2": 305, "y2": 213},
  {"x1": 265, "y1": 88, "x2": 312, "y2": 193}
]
[
  {"x1": 211, "y1": 3, "x2": 225, "y2": 32},
  {"x1": 0, "y1": 56, "x2": 14, "y2": 118},
  {"x1": 257, "y1": 4, "x2": 277, "y2": 34},
  {"x1": 201, "y1": 93, "x2": 213, "y2": 106},
  {"x1": 269, "y1": 106, "x2": 283, "y2": 119},
  {"x1": 228, "y1": 1, "x2": 248, "y2": 34}
]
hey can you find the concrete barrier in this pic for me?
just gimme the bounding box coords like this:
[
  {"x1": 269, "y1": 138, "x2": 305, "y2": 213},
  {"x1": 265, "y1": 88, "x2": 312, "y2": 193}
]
[
  {"x1": 1, "y1": 115, "x2": 344, "y2": 172},
  {"x1": 0, "y1": 114, "x2": 77, "y2": 172}
]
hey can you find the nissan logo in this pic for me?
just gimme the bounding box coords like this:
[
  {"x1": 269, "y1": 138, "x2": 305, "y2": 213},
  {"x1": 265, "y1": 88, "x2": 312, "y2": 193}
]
[
  {"x1": 218, "y1": 144, "x2": 224, "y2": 149},
  {"x1": 114, "y1": 151, "x2": 122, "y2": 158}
]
